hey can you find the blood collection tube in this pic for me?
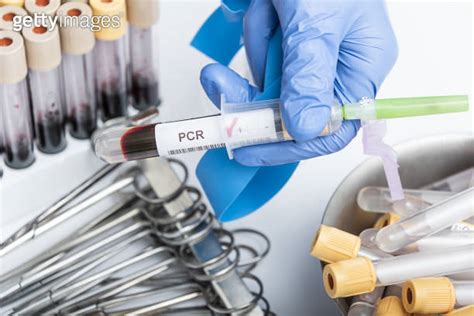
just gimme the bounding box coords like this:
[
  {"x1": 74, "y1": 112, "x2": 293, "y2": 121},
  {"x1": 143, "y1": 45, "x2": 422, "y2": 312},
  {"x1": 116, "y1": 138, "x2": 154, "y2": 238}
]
[
  {"x1": 397, "y1": 230, "x2": 474, "y2": 255},
  {"x1": 57, "y1": 2, "x2": 96, "y2": 139},
  {"x1": 90, "y1": 0, "x2": 128, "y2": 121},
  {"x1": 0, "y1": 0, "x2": 24, "y2": 7},
  {"x1": 357, "y1": 187, "x2": 454, "y2": 215},
  {"x1": 323, "y1": 244, "x2": 474, "y2": 298},
  {"x1": 94, "y1": 94, "x2": 469, "y2": 163},
  {"x1": 375, "y1": 188, "x2": 474, "y2": 253},
  {"x1": 0, "y1": 5, "x2": 27, "y2": 31},
  {"x1": 24, "y1": 0, "x2": 60, "y2": 16},
  {"x1": 23, "y1": 23, "x2": 67, "y2": 154},
  {"x1": 375, "y1": 296, "x2": 409, "y2": 316},
  {"x1": 311, "y1": 225, "x2": 390, "y2": 264},
  {"x1": 422, "y1": 167, "x2": 474, "y2": 192},
  {"x1": 0, "y1": 30, "x2": 35, "y2": 168},
  {"x1": 402, "y1": 278, "x2": 474, "y2": 314},
  {"x1": 127, "y1": 0, "x2": 160, "y2": 111}
]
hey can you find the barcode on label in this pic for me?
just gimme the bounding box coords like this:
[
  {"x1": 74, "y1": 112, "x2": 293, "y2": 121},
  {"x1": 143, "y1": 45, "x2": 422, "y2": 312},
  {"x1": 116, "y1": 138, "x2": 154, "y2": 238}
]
[{"x1": 167, "y1": 143, "x2": 226, "y2": 156}]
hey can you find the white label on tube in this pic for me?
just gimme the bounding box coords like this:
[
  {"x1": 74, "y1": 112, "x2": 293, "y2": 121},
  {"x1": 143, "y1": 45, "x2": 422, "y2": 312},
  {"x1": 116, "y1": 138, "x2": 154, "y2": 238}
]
[
  {"x1": 155, "y1": 116, "x2": 225, "y2": 156},
  {"x1": 223, "y1": 108, "x2": 278, "y2": 147}
]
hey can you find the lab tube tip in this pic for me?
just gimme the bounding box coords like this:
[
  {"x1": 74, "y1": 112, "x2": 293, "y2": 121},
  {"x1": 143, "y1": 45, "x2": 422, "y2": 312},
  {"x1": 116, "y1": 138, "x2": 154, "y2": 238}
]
[
  {"x1": 402, "y1": 278, "x2": 456, "y2": 314},
  {"x1": 323, "y1": 257, "x2": 377, "y2": 298},
  {"x1": 311, "y1": 225, "x2": 361, "y2": 263},
  {"x1": 376, "y1": 296, "x2": 410, "y2": 316}
]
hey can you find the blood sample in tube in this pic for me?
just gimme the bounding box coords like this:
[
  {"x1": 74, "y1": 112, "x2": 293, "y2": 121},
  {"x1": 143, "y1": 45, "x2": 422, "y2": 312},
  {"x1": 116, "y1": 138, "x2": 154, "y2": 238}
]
[
  {"x1": 127, "y1": 0, "x2": 160, "y2": 111},
  {"x1": 23, "y1": 24, "x2": 67, "y2": 154},
  {"x1": 58, "y1": 2, "x2": 97, "y2": 139},
  {"x1": 0, "y1": 31, "x2": 35, "y2": 169},
  {"x1": 90, "y1": 0, "x2": 129, "y2": 122}
]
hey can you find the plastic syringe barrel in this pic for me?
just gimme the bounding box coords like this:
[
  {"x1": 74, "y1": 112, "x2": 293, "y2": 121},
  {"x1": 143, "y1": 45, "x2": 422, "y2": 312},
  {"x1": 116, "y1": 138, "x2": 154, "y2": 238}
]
[
  {"x1": 220, "y1": 97, "x2": 343, "y2": 158},
  {"x1": 357, "y1": 187, "x2": 454, "y2": 215},
  {"x1": 323, "y1": 244, "x2": 474, "y2": 298},
  {"x1": 375, "y1": 188, "x2": 474, "y2": 253}
]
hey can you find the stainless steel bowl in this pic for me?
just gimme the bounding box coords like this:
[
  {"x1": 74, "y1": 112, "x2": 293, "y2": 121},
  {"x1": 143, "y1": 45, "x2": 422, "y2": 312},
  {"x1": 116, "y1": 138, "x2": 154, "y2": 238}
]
[{"x1": 321, "y1": 134, "x2": 474, "y2": 314}]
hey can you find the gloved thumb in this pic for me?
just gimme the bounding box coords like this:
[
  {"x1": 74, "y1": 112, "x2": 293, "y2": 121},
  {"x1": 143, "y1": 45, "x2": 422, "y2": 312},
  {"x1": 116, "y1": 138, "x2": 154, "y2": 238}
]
[{"x1": 200, "y1": 63, "x2": 259, "y2": 108}]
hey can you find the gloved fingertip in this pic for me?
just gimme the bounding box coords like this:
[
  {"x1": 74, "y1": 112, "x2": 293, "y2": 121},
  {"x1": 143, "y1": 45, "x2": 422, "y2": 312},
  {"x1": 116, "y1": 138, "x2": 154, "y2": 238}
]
[
  {"x1": 233, "y1": 148, "x2": 262, "y2": 167},
  {"x1": 200, "y1": 63, "x2": 259, "y2": 108},
  {"x1": 284, "y1": 105, "x2": 332, "y2": 142}
]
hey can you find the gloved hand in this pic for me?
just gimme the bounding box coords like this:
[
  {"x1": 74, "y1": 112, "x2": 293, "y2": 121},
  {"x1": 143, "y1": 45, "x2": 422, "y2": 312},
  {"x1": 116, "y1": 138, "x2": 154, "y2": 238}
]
[{"x1": 200, "y1": 0, "x2": 398, "y2": 166}]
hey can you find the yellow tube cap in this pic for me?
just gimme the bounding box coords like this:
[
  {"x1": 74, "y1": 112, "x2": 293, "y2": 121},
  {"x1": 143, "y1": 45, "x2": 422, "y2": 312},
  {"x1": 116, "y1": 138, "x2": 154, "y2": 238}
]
[
  {"x1": 376, "y1": 296, "x2": 410, "y2": 316},
  {"x1": 310, "y1": 225, "x2": 361, "y2": 263},
  {"x1": 444, "y1": 305, "x2": 474, "y2": 316},
  {"x1": 323, "y1": 257, "x2": 377, "y2": 298},
  {"x1": 374, "y1": 212, "x2": 401, "y2": 229},
  {"x1": 402, "y1": 277, "x2": 455, "y2": 314},
  {"x1": 0, "y1": 0, "x2": 24, "y2": 7},
  {"x1": 89, "y1": 0, "x2": 127, "y2": 41}
]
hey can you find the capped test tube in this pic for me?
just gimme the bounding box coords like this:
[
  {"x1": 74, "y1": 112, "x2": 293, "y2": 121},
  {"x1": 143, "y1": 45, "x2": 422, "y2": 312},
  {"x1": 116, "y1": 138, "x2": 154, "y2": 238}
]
[
  {"x1": 402, "y1": 278, "x2": 474, "y2": 314},
  {"x1": 25, "y1": 0, "x2": 61, "y2": 16},
  {"x1": 423, "y1": 168, "x2": 474, "y2": 193},
  {"x1": 0, "y1": 5, "x2": 27, "y2": 31},
  {"x1": 0, "y1": 30, "x2": 35, "y2": 168},
  {"x1": 90, "y1": 0, "x2": 128, "y2": 121},
  {"x1": 127, "y1": 0, "x2": 160, "y2": 111},
  {"x1": 57, "y1": 2, "x2": 97, "y2": 139},
  {"x1": 311, "y1": 225, "x2": 390, "y2": 264},
  {"x1": 357, "y1": 187, "x2": 454, "y2": 216},
  {"x1": 397, "y1": 230, "x2": 474, "y2": 255},
  {"x1": 323, "y1": 244, "x2": 474, "y2": 298},
  {"x1": 23, "y1": 23, "x2": 67, "y2": 154},
  {"x1": 375, "y1": 188, "x2": 474, "y2": 253}
]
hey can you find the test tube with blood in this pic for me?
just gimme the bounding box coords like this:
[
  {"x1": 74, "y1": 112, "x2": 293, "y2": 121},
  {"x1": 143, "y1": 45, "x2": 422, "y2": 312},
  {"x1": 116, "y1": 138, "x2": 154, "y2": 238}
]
[
  {"x1": 127, "y1": 0, "x2": 160, "y2": 111},
  {"x1": 23, "y1": 23, "x2": 67, "y2": 154},
  {"x1": 57, "y1": 2, "x2": 97, "y2": 139},
  {"x1": 90, "y1": 0, "x2": 128, "y2": 121},
  {"x1": 0, "y1": 30, "x2": 35, "y2": 168}
]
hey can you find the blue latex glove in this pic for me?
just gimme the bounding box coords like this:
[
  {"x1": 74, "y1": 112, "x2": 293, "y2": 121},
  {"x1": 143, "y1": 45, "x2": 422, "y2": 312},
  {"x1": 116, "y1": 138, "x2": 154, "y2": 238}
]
[{"x1": 200, "y1": 0, "x2": 398, "y2": 166}]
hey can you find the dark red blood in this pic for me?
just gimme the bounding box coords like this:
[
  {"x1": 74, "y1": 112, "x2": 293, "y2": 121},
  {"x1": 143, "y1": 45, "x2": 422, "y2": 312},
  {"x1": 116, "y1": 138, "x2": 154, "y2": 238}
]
[
  {"x1": 131, "y1": 80, "x2": 160, "y2": 111},
  {"x1": 36, "y1": 118, "x2": 67, "y2": 154},
  {"x1": 99, "y1": 91, "x2": 128, "y2": 122},
  {"x1": 120, "y1": 124, "x2": 159, "y2": 161}
]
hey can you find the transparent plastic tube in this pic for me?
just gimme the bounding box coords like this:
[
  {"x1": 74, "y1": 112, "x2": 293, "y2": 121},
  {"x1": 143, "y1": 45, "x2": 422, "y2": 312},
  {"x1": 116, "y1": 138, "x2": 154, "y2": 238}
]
[
  {"x1": 348, "y1": 287, "x2": 385, "y2": 316},
  {"x1": 375, "y1": 245, "x2": 473, "y2": 285},
  {"x1": 62, "y1": 52, "x2": 97, "y2": 139},
  {"x1": 454, "y1": 281, "x2": 474, "y2": 307},
  {"x1": 375, "y1": 188, "x2": 474, "y2": 253},
  {"x1": 397, "y1": 230, "x2": 474, "y2": 254},
  {"x1": 0, "y1": 78, "x2": 35, "y2": 168},
  {"x1": 94, "y1": 37, "x2": 128, "y2": 121},
  {"x1": 94, "y1": 100, "x2": 342, "y2": 163},
  {"x1": 357, "y1": 187, "x2": 453, "y2": 215},
  {"x1": 29, "y1": 67, "x2": 67, "y2": 154},
  {"x1": 323, "y1": 245, "x2": 474, "y2": 298},
  {"x1": 422, "y1": 167, "x2": 474, "y2": 192},
  {"x1": 129, "y1": 25, "x2": 159, "y2": 111}
]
